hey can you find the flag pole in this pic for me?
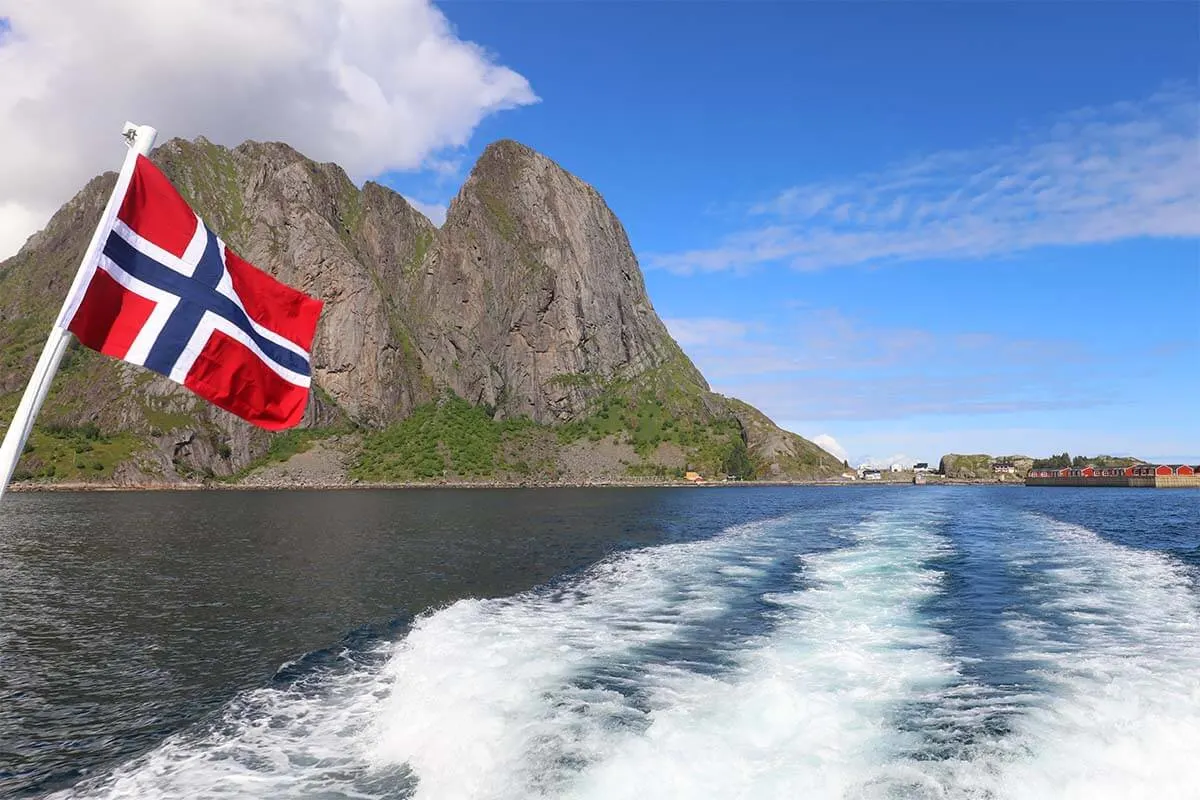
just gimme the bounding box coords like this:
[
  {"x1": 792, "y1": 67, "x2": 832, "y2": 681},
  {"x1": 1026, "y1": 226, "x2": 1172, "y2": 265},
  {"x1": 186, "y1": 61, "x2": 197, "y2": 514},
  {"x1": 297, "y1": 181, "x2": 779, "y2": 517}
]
[{"x1": 0, "y1": 122, "x2": 158, "y2": 503}]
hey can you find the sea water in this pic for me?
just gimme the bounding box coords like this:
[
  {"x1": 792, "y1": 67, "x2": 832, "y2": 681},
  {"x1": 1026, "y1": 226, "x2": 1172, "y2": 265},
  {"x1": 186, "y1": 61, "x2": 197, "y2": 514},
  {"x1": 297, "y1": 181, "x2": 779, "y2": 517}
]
[{"x1": 1, "y1": 487, "x2": 1196, "y2": 799}]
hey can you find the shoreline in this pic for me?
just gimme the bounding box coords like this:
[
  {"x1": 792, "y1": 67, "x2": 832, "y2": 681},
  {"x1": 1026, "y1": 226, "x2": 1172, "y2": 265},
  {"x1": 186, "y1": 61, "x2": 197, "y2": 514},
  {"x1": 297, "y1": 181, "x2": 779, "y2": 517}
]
[{"x1": 6, "y1": 477, "x2": 1025, "y2": 492}]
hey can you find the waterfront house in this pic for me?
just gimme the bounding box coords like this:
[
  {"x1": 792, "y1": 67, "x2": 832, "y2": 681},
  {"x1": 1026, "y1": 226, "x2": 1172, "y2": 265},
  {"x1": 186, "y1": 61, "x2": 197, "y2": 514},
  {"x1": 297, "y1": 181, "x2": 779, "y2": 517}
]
[
  {"x1": 1026, "y1": 463, "x2": 1200, "y2": 487},
  {"x1": 913, "y1": 462, "x2": 930, "y2": 473}
]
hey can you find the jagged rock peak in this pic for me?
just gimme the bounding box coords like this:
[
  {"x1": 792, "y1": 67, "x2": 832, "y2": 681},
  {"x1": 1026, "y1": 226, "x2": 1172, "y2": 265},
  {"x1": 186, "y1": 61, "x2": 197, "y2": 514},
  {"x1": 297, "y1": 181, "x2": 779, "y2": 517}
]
[
  {"x1": 412, "y1": 137, "x2": 691, "y2": 425},
  {"x1": 471, "y1": 138, "x2": 550, "y2": 173}
]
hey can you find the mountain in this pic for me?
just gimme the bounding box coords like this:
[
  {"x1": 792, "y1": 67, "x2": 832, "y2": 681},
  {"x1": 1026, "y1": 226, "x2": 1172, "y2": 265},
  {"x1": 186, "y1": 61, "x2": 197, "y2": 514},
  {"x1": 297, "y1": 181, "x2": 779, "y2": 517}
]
[{"x1": 0, "y1": 137, "x2": 840, "y2": 486}]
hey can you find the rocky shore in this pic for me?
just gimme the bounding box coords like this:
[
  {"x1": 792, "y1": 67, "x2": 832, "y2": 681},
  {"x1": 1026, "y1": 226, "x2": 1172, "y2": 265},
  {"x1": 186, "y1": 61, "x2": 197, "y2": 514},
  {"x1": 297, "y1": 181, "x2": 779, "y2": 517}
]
[{"x1": 7, "y1": 475, "x2": 1021, "y2": 492}]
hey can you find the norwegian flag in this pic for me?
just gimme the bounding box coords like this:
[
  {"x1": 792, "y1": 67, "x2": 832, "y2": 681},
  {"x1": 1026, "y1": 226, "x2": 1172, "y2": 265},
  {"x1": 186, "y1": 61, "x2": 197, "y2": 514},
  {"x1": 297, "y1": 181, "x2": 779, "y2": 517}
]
[{"x1": 60, "y1": 155, "x2": 323, "y2": 430}]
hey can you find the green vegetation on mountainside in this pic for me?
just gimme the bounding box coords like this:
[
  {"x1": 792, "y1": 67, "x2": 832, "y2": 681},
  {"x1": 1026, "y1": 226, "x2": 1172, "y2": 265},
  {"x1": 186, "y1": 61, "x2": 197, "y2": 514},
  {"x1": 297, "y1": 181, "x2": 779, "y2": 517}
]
[
  {"x1": 11, "y1": 422, "x2": 140, "y2": 483},
  {"x1": 556, "y1": 392, "x2": 751, "y2": 476},
  {"x1": 550, "y1": 348, "x2": 759, "y2": 478},
  {"x1": 352, "y1": 394, "x2": 535, "y2": 480},
  {"x1": 350, "y1": 381, "x2": 758, "y2": 483}
]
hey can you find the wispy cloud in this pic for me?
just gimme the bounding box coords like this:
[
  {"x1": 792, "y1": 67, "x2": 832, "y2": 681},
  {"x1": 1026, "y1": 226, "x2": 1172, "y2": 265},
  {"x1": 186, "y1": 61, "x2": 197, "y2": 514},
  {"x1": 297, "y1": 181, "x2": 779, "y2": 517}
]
[
  {"x1": 729, "y1": 373, "x2": 1116, "y2": 422},
  {"x1": 647, "y1": 87, "x2": 1200, "y2": 274},
  {"x1": 669, "y1": 309, "x2": 1111, "y2": 422},
  {"x1": 669, "y1": 308, "x2": 1089, "y2": 383}
]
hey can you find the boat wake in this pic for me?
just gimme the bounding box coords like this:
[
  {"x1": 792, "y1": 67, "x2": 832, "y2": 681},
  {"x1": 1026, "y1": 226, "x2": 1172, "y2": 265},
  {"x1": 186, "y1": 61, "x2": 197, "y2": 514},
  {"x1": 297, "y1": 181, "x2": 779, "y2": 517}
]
[{"x1": 52, "y1": 496, "x2": 1200, "y2": 799}]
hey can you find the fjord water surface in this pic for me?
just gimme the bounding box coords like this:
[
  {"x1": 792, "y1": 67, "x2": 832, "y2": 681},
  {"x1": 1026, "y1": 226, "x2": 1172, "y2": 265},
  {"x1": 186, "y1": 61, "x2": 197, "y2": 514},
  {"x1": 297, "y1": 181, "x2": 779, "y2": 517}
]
[{"x1": 1, "y1": 487, "x2": 1197, "y2": 798}]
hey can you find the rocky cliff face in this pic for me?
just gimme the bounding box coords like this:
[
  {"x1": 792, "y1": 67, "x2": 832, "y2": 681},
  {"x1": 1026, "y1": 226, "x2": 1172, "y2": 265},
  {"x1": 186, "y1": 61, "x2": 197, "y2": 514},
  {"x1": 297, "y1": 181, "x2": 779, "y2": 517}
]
[
  {"x1": 154, "y1": 138, "x2": 437, "y2": 427},
  {"x1": 409, "y1": 140, "x2": 688, "y2": 423},
  {"x1": 0, "y1": 136, "x2": 840, "y2": 484}
]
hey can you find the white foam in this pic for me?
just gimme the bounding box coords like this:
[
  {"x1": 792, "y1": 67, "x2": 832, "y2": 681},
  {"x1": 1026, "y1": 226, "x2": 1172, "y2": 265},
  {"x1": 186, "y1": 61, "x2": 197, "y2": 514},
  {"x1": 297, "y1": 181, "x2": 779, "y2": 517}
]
[
  {"x1": 361, "y1": 501, "x2": 972, "y2": 799},
  {"x1": 49, "y1": 643, "x2": 401, "y2": 798},
  {"x1": 561, "y1": 506, "x2": 971, "y2": 800},
  {"x1": 364, "y1": 515, "x2": 822, "y2": 799},
  {"x1": 50, "y1": 499, "x2": 1200, "y2": 800},
  {"x1": 55, "y1": 512, "x2": 825, "y2": 799},
  {"x1": 987, "y1": 517, "x2": 1200, "y2": 799}
]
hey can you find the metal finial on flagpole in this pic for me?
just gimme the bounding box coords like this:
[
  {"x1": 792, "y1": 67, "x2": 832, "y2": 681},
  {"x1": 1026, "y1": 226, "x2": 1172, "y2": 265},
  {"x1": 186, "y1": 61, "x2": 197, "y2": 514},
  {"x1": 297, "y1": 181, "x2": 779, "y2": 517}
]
[
  {"x1": 0, "y1": 123, "x2": 159, "y2": 502},
  {"x1": 121, "y1": 122, "x2": 157, "y2": 148}
]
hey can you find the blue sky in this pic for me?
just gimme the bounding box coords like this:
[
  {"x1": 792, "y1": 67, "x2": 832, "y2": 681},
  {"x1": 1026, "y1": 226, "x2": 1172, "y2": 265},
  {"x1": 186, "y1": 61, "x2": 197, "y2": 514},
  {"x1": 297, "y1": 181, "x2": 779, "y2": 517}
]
[{"x1": 378, "y1": 1, "x2": 1199, "y2": 465}]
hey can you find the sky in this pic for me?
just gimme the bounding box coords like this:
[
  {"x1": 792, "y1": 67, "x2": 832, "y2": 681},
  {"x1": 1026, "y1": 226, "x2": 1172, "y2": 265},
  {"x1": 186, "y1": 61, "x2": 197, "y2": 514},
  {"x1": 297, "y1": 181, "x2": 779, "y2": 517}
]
[{"x1": 0, "y1": 1, "x2": 1196, "y2": 465}]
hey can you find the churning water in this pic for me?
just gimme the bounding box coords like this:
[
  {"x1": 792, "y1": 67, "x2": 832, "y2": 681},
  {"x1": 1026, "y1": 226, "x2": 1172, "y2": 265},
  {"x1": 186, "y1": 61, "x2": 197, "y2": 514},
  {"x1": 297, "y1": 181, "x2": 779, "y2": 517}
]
[{"x1": 2, "y1": 487, "x2": 1197, "y2": 799}]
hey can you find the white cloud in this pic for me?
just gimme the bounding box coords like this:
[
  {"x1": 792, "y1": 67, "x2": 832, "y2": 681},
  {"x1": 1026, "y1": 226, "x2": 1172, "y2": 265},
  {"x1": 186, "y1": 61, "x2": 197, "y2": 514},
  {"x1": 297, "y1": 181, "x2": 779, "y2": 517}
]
[
  {"x1": 0, "y1": 0, "x2": 537, "y2": 258},
  {"x1": 647, "y1": 87, "x2": 1200, "y2": 274},
  {"x1": 853, "y1": 454, "x2": 911, "y2": 470},
  {"x1": 811, "y1": 434, "x2": 848, "y2": 463},
  {"x1": 404, "y1": 196, "x2": 449, "y2": 227}
]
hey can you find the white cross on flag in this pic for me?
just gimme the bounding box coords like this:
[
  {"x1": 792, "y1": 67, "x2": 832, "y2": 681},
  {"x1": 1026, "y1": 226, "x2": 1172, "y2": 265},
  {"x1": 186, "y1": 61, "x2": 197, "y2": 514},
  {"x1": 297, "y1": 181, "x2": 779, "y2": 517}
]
[{"x1": 60, "y1": 154, "x2": 323, "y2": 430}]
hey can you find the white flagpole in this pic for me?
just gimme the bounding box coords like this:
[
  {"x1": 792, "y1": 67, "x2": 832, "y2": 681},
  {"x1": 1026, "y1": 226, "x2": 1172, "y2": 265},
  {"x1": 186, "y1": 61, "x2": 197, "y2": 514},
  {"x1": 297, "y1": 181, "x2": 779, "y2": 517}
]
[{"x1": 0, "y1": 122, "x2": 158, "y2": 502}]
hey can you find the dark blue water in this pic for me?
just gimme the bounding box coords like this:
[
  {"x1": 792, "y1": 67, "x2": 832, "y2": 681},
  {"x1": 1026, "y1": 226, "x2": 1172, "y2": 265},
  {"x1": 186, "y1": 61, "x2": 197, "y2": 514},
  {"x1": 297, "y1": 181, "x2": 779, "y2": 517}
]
[{"x1": 0, "y1": 486, "x2": 1196, "y2": 799}]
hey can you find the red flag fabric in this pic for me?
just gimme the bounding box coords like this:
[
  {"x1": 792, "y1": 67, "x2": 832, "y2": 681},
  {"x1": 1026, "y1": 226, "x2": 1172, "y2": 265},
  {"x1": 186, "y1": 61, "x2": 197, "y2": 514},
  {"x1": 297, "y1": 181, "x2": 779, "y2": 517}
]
[{"x1": 61, "y1": 155, "x2": 323, "y2": 430}]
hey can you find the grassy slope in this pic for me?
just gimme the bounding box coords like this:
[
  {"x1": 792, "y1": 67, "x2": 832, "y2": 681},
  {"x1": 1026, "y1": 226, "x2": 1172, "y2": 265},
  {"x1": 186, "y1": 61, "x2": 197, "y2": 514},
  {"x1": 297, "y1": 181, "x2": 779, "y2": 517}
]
[{"x1": 349, "y1": 346, "x2": 827, "y2": 483}]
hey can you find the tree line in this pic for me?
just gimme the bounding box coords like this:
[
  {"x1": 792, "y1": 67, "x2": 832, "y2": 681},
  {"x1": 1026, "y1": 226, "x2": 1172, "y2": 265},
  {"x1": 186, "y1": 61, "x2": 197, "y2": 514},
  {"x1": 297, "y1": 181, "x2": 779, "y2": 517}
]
[{"x1": 1031, "y1": 452, "x2": 1140, "y2": 469}]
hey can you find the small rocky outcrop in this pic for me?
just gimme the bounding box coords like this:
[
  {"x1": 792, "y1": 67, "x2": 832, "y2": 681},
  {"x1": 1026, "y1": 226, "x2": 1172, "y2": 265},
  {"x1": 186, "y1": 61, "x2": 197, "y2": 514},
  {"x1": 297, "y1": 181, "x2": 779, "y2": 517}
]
[{"x1": 938, "y1": 453, "x2": 1033, "y2": 480}]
